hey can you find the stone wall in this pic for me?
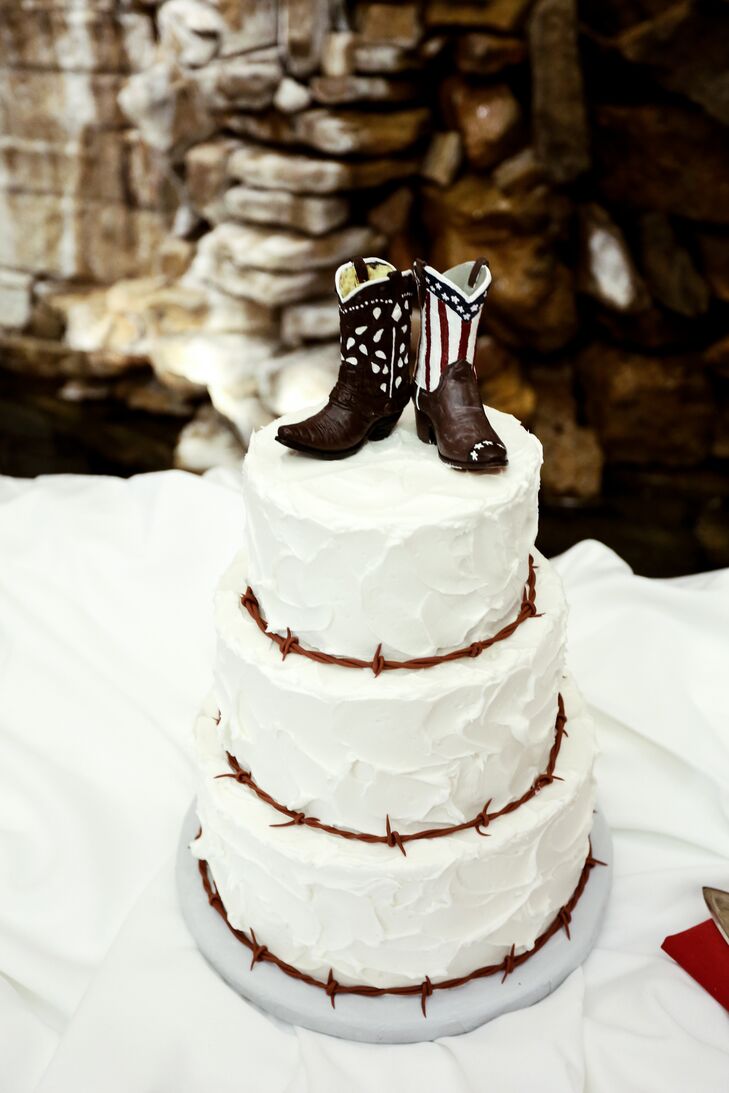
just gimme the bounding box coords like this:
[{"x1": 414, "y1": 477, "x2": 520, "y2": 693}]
[{"x1": 1, "y1": 0, "x2": 727, "y2": 561}]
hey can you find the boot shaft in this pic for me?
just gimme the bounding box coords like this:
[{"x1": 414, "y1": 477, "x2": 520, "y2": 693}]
[
  {"x1": 336, "y1": 256, "x2": 415, "y2": 410},
  {"x1": 413, "y1": 259, "x2": 491, "y2": 392}
]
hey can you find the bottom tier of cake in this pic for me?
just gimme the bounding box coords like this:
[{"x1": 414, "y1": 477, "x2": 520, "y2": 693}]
[{"x1": 191, "y1": 677, "x2": 596, "y2": 991}]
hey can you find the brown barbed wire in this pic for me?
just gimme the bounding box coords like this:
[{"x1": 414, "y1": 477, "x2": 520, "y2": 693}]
[
  {"x1": 239, "y1": 556, "x2": 539, "y2": 675},
  {"x1": 215, "y1": 694, "x2": 568, "y2": 856},
  {"x1": 196, "y1": 838, "x2": 605, "y2": 1016}
]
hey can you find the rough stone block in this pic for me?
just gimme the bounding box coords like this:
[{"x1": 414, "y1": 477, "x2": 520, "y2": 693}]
[
  {"x1": 227, "y1": 106, "x2": 430, "y2": 156},
  {"x1": 455, "y1": 32, "x2": 527, "y2": 75},
  {"x1": 0, "y1": 268, "x2": 33, "y2": 330},
  {"x1": 442, "y1": 79, "x2": 523, "y2": 170},
  {"x1": 278, "y1": 0, "x2": 331, "y2": 78},
  {"x1": 0, "y1": 69, "x2": 125, "y2": 141},
  {"x1": 281, "y1": 300, "x2": 340, "y2": 346},
  {"x1": 578, "y1": 342, "x2": 715, "y2": 465},
  {"x1": 227, "y1": 141, "x2": 419, "y2": 194},
  {"x1": 0, "y1": 191, "x2": 171, "y2": 281},
  {"x1": 0, "y1": 8, "x2": 155, "y2": 72},
  {"x1": 309, "y1": 74, "x2": 418, "y2": 105},
  {"x1": 223, "y1": 186, "x2": 349, "y2": 236},
  {"x1": 195, "y1": 222, "x2": 385, "y2": 274},
  {"x1": 425, "y1": 0, "x2": 534, "y2": 32},
  {"x1": 357, "y1": 4, "x2": 422, "y2": 48},
  {"x1": 421, "y1": 131, "x2": 463, "y2": 187}
]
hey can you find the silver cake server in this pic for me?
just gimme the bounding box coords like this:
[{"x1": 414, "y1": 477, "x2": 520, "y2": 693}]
[{"x1": 703, "y1": 887, "x2": 729, "y2": 945}]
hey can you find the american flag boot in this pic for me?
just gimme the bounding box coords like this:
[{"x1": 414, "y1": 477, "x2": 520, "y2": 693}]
[
  {"x1": 412, "y1": 258, "x2": 508, "y2": 472},
  {"x1": 276, "y1": 256, "x2": 415, "y2": 459}
]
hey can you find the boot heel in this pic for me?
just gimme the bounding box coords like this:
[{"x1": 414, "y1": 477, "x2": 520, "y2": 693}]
[
  {"x1": 415, "y1": 407, "x2": 435, "y2": 445},
  {"x1": 368, "y1": 413, "x2": 401, "y2": 441}
]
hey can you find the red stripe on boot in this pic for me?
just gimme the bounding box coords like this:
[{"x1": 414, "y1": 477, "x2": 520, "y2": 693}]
[
  {"x1": 423, "y1": 290, "x2": 431, "y2": 390},
  {"x1": 438, "y1": 299, "x2": 449, "y2": 380},
  {"x1": 457, "y1": 318, "x2": 471, "y2": 361}
]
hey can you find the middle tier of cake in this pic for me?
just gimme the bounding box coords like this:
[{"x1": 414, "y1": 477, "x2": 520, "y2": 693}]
[{"x1": 214, "y1": 549, "x2": 567, "y2": 835}]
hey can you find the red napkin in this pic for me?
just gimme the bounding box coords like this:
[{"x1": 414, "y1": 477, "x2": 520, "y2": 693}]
[{"x1": 662, "y1": 919, "x2": 729, "y2": 1011}]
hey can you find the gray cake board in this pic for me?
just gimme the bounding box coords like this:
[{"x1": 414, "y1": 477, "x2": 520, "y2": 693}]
[{"x1": 177, "y1": 803, "x2": 612, "y2": 1043}]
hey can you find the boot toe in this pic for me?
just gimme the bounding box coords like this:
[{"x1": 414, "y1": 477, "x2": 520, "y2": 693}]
[{"x1": 469, "y1": 438, "x2": 508, "y2": 469}]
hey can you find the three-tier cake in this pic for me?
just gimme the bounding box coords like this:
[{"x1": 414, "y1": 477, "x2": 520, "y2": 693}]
[{"x1": 190, "y1": 403, "x2": 600, "y2": 1016}]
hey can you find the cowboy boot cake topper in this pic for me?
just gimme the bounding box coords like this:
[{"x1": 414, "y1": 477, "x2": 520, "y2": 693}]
[
  {"x1": 276, "y1": 256, "x2": 415, "y2": 459},
  {"x1": 277, "y1": 253, "x2": 508, "y2": 472},
  {"x1": 412, "y1": 257, "x2": 508, "y2": 472}
]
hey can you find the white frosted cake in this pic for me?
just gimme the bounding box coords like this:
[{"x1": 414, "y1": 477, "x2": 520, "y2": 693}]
[{"x1": 191, "y1": 405, "x2": 598, "y2": 1003}]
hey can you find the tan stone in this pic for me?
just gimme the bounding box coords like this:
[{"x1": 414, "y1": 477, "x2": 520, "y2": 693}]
[
  {"x1": 197, "y1": 222, "x2": 385, "y2": 274},
  {"x1": 158, "y1": 0, "x2": 225, "y2": 68},
  {"x1": 0, "y1": 191, "x2": 171, "y2": 281},
  {"x1": 223, "y1": 186, "x2": 349, "y2": 236},
  {"x1": 154, "y1": 238, "x2": 196, "y2": 280},
  {"x1": 228, "y1": 106, "x2": 430, "y2": 156},
  {"x1": 259, "y1": 343, "x2": 341, "y2": 417},
  {"x1": 195, "y1": 50, "x2": 281, "y2": 110},
  {"x1": 423, "y1": 176, "x2": 576, "y2": 351},
  {"x1": 212, "y1": 0, "x2": 277, "y2": 57},
  {"x1": 442, "y1": 80, "x2": 523, "y2": 170},
  {"x1": 484, "y1": 238, "x2": 577, "y2": 352},
  {"x1": 149, "y1": 331, "x2": 275, "y2": 397},
  {"x1": 0, "y1": 331, "x2": 145, "y2": 380},
  {"x1": 185, "y1": 139, "x2": 240, "y2": 217},
  {"x1": 0, "y1": 131, "x2": 176, "y2": 210},
  {"x1": 281, "y1": 300, "x2": 340, "y2": 346},
  {"x1": 474, "y1": 337, "x2": 536, "y2": 424},
  {"x1": 119, "y1": 61, "x2": 214, "y2": 156},
  {"x1": 190, "y1": 233, "x2": 335, "y2": 305},
  {"x1": 421, "y1": 131, "x2": 462, "y2": 188},
  {"x1": 0, "y1": 8, "x2": 155, "y2": 72},
  {"x1": 367, "y1": 187, "x2": 414, "y2": 236},
  {"x1": 531, "y1": 368, "x2": 604, "y2": 499},
  {"x1": 353, "y1": 42, "x2": 421, "y2": 73},
  {"x1": 357, "y1": 4, "x2": 422, "y2": 48},
  {"x1": 111, "y1": 376, "x2": 200, "y2": 418},
  {"x1": 125, "y1": 132, "x2": 179, "y2": 211},
  {"x1": 0, "y1": 133, "x2": 117, "y2": 202},
  {"x1": 456, "y1": 32, "x2": 527, "y2": 75},
  {"x1": 278, "y1": 0, "x2": 331, "y2": 78},
  {"x1": 425, "y1": 0, "x2": 534, "y2": 31},
  {"x1": 48, "y1": 276, "x2": 275, "y2": 355},
  {"x1": 578, "y1": 343, "x2": 715, "y2": 465},
  {"x1": 0, "y1": 69, "x2": 125, "y2": 141},
  {"x1": 492, "y1": 148, "x2": 546, "y2": 195},
  {"x1": 273, "y1": 77, "x2": 312, "y2": 113},
  {"x1": 0, "y1": 268, "x2": 33, "y2": 331},
  {"x1": 227, "y1": 141, "x2": 419, "y2": 194},
  {"x1": 321, "y1": 31, "x2": 356, "y2": 77},
  {"x1": 309, "y1": 74, "x2": 418, "y2": 105},
  {"x1": 578, "y1": 203, "x2": 649, "y2": 313},
  {"x1": 174, "y1": 405, "x2": 247, "y2": 472}
]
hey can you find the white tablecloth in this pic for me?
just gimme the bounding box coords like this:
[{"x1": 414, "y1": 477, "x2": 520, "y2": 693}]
[{"x1": 1, "y1": 469, "x2": 728, "y2": 1093}]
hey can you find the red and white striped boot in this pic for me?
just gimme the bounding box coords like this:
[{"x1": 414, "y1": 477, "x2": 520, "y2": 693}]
[{"x1": 412, "y1": 258, "x2": 508, "y2": 472}]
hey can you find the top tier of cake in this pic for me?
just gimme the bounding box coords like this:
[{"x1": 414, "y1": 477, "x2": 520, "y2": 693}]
[{"x1": 242, "y1": 405, "x2": 542, "y2": 660}]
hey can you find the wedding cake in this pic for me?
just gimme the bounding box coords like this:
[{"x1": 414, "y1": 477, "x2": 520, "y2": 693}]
[{"x1": 190, "y1": 404, "x2": 599, "y2": 1010}]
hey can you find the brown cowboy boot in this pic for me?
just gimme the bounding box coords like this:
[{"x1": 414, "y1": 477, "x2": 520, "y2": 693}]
[
  {"x1": 412, "y1": 258, "x2": 508, "y2": 472},
  {"x1": 276, "y1": 256, "x2": 415, "y2": 459}
]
